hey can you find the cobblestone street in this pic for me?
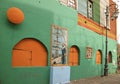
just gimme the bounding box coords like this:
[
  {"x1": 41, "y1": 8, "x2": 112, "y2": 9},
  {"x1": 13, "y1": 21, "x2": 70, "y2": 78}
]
[{"x1": 70, "y1": 74, "x2": 120, "y2": 84}]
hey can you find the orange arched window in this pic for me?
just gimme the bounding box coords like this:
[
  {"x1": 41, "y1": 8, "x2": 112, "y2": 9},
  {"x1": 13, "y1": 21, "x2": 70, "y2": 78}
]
[
  {"x1": 12, "y1": 38, "x2": 48, "y2": 67},
  {"x1": 108, "y1": 51, "x2": 112, "y2": 63},
  {"x1": 69, "y1": 45, "x2": 79, "y2": 66},
  {"x1": 96, "y1": 50, "x2": 102, "y2": 64}
]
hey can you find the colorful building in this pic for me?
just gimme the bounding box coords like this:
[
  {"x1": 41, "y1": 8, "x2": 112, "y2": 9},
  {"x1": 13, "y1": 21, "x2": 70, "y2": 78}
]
[{"x1": 0, "y1": 0, "x2": 118, "y2": 84}]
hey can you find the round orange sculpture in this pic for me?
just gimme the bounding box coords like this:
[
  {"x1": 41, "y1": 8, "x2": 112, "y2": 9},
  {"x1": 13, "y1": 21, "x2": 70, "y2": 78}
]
[{"x1": 7, "y1": 7, "x2": 24, "y2": 24}]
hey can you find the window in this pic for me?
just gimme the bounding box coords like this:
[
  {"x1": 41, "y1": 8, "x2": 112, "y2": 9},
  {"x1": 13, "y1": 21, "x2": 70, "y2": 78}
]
[
  {"x1": 59, "y1": 0, "x2": 77, "y2": 9},
  {"x1": 59, "y1": 0, "x2": 68, "y2": 6},
  {"x1": 100, "y1": 0, "x2": 109, "y2": 27},
  {"x1": 96, "y1": 50, "x2": 102, "y2": 64},
  {"x1": 68, "y1": 0, "x2": 76, "y2": 9},
  {"x1": 108, "y1": 51, "x2": 112, "y2": 63},
  {"x1": 87, "y1": 0, "x2": 93, "y2": 19},
  {"x1": 69, "y1": 45, "x2": 79, "y2": 66},
  {"x1": 12, "y1": 38, "x2": 48, "y2": 67}
]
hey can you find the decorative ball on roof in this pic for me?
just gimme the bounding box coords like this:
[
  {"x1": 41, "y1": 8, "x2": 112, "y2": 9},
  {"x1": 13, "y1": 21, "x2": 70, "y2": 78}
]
[{"x1": 7, "y1": 7, "x2": 24, "y2": 24}]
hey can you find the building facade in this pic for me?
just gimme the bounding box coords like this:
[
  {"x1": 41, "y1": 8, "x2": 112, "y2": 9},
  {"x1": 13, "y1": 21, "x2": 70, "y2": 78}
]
[{"x1": 0, "y1": 0, "x2": 118, "y2": 84}]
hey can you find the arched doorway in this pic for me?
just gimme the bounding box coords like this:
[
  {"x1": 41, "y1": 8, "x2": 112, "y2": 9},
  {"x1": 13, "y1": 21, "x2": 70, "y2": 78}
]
[
  {"x1": 69, "y1": 45, "x2": 79, "y2": 66},
  {"x1": 108, "y1": 51, "x2": 112, "y2": 63},
  {"x1": 12, "y1": 38, "x2": 48, "y2": 67},
  {"x1": 96, "y1": 49, "x2": 103, "y2": 76},
  {"x1": 96, "y1": 50, "x2": 102, "y2": 64}
]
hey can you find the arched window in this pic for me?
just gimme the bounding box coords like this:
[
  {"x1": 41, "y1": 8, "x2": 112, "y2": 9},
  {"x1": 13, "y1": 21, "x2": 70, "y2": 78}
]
[
  {"x1": 108, "y1": 51, "x2": 112, "y2": 63},
  {"x1": 12, "y1": 38, "x2": 48, "y2": 67},
  {"x1": 69, "y1": 45, "x2": 79, "y2": 66},
  {"x1": 96, "y1": 50, "x2": 102, "y2": 64}
]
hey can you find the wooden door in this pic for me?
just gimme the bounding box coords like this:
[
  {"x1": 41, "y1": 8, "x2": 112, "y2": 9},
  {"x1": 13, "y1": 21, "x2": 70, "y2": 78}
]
[
  {"x1": 69, "y1": 46, "x2": 79, "y2": 66},
  {"x1": 96, "y1": 50, "x2": 102, "y2": 64},
  {"x1": 12, "y1": 38, "x2": 47, "y2": 67}
]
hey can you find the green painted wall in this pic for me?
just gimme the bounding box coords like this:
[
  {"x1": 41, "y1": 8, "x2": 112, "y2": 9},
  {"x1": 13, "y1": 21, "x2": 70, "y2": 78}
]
[
  {"x1": 0, "y1": 0, "x2": 53, "y2": 84},
  {"x1": 69, "y1": 26, "x2": 117, "y2": 80},
  {"x1": 0, "y1": 0, "x2": 117, "y2": 84}
]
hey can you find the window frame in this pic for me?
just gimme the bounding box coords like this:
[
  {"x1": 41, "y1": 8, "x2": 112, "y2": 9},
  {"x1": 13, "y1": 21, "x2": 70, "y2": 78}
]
[
  {"x1": 59, "y1": 0, "x2": 77, "y2": 9},
  {"x1": 87, "y1": 0, "x2": 93, "y2": 19}
]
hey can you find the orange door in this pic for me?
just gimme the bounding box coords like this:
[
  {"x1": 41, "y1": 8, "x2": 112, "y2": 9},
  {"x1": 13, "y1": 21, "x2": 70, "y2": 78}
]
[
  {"x1": 12, "y1": 38, "x2": 47, "y2": 67},
  {"x1": 12, "y1": 50, "x2": 32, "y2": 66},
  {"x1": 69, "y1": 46, "x2": 79, "y2": 66},
  {"x1": 96, "y1": 50, "x2": 101, "y2": 64}
]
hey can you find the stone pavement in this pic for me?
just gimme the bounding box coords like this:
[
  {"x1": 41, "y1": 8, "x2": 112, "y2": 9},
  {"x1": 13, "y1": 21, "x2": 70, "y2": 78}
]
[{"x1": 70, "y1": 74, "x2": 120, "y2": 84}]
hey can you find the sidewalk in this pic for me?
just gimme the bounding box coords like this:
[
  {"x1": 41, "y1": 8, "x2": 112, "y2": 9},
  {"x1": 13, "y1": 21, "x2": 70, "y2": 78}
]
[{"x1": 70, "y1": 74, "x2": 120, "y2": 84}]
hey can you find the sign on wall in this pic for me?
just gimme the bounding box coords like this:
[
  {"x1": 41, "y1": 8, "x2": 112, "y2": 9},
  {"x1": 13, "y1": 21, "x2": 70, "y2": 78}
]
[{"x1": 51, "y1": 24, "x2": 68, "y2": 65}]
